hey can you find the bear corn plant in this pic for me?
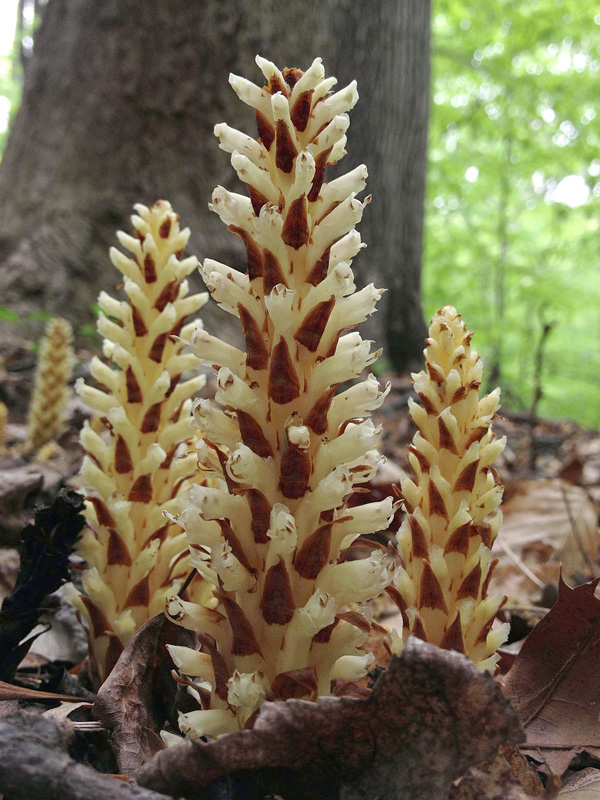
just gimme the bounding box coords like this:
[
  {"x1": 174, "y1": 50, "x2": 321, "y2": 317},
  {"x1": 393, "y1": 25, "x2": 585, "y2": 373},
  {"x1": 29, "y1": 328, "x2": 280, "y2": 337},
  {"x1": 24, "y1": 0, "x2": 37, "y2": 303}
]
[
  {"x1": 165, "y1": 56, "x2": 396, "y2": 737},
  {"x1": 26, "y1": 316, "x2": 74, "y2": 451},
  {"x1": 69, "y1": 201, "x2": 210, "y2": 684},
  {"x1": 393, "y1": 306, "x2": 508, "y2": 671}
]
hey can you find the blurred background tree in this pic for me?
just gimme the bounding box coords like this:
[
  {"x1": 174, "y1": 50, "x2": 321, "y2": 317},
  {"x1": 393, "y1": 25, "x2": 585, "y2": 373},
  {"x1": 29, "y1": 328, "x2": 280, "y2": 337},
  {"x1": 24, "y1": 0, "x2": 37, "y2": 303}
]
[
  {"x1": 0, "y1": 0, "x2": 430, "y2": 372},
  {"x1": 1, "y1": 0, "x2": 599, "y2": 427},
  {"x1": 425, "y1": 1, "x2": 600, "y2": 427}
]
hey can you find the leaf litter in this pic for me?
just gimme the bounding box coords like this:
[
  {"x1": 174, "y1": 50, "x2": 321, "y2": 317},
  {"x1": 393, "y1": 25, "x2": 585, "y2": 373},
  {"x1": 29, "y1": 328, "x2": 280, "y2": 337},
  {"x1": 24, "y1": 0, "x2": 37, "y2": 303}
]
[
  {"x1": 1, "y1": 371, "x2": 600, "y2": 796},
  {"x1": 503, "y1": 578, "x2": 600, "y2": 777},
  {"x1": 137, "y1": 639, "x2": 522, "y2": 800}
]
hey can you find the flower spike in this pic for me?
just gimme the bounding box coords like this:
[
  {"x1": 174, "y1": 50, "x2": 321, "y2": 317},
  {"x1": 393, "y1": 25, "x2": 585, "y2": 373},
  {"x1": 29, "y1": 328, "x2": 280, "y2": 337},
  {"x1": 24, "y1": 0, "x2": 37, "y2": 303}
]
[
  {"x1": 394, "y1": 306, "x2": 508, "y2": 671},
  {"x1": 167, "y1": 58, "x2": 395, "y2": 737},
  {"x1": 69, "y1": 201, "x2": 210, "y2": 684},
  {"x1": 26, "y1": 317, "x2": 74, "y2": 450}
]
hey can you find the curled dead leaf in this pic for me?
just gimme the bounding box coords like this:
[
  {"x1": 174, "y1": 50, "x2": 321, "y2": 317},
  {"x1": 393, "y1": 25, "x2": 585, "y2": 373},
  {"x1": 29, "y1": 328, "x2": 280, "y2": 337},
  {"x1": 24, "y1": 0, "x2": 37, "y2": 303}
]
[
  {"x1": 94, "y1": 613, "x2": 196, "y2": 775},
  {"x1": 503, "y1": 577, "x2": 600, "y2": 776},
  {"x1": 138, "y1": 638, "x2": 523, "y2": 800}
]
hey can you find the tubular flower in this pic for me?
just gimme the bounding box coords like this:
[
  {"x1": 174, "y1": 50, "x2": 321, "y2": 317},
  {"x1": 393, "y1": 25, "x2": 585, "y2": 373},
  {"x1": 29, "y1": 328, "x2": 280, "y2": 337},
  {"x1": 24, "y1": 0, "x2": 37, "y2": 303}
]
[
  {"x1": 167, "y1": 56, "x2": 395, "y2": 737},
  {"x1": 70, "y1": 201, "x2": 210, "y2": 684},
  {"x1": 394, "y1": 306, "x2": 509, "y2": 671},
  {"x1": 26, "y1": 316, "x2": 74, "y2": 450}
]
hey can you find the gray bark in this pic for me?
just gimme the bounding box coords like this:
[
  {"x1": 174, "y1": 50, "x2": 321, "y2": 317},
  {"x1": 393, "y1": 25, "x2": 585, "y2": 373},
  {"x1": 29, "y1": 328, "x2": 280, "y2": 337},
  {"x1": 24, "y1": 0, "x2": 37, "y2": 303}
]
[{"x1": 0, "y1": 0, "x2": 430, "y2": 371}]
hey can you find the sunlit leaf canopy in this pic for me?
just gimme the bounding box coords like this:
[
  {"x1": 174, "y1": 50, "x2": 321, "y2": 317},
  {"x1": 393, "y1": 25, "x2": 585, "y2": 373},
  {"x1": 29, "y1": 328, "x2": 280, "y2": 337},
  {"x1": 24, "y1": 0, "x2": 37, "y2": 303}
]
[
  {"x1": 425, "y1": 0, "x2": 600, "y2": 427},
  {"x1": 0, "y1": 0, "x2": 599, "y2": 427}
]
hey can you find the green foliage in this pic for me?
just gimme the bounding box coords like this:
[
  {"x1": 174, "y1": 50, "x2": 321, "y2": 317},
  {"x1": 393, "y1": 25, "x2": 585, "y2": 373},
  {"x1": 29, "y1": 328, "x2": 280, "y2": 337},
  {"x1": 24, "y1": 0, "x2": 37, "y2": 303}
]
[
  {"x1": 27, "y1": 310, "x2": 54, "y2": 323},
  {"x1": 426, "y1": 0, "x2": 600, "y2": 428},
  {"x1": 0, "y1": 307, "x2": 19, "y2": 322},
  {"x1": 0, "y1": 54, "x2": 21, "y2": 156}
]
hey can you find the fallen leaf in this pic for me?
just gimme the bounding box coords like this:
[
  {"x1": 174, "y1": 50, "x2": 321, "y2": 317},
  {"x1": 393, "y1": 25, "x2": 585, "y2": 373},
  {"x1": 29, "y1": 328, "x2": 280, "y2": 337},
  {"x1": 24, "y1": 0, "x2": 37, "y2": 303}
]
[
  {"x1": 0, "y1": 711, "x2": 177, "y2": 800},
  {"x1": 495, "y1": 479, "x2": 599, "y2": 581},
  {"x1": 94, "y1": 613, "x2": 196, "y2": 774},
  {"x1": 559, "y1": 768, "x2": 600, "y2": 798},
  {"x1": 450, "y1": 743, "x2": 544, "y2": 799},
  {"x1": 138, "y1": 638, "x2": 523, "y2": 800},
  {"x1": 503, "y1": 577, "x2": 600, "y2": 776},
  {"x1": 43, "y1": 701, "x2": 93, "y2": 722}
]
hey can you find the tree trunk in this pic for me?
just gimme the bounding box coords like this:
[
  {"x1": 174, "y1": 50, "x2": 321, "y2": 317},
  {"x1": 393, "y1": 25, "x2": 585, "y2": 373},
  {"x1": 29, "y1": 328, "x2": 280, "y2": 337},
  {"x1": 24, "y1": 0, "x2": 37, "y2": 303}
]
[{"x1": 0, "y1": 0, "x2": 429, "y2": 372}]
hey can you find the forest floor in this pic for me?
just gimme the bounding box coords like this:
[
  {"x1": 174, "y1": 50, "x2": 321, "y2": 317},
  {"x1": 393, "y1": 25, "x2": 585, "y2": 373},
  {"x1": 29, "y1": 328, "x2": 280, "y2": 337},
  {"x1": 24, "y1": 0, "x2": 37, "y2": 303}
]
[{"x1": 1, "y1": 336, "x2": 600, "y2": 799}]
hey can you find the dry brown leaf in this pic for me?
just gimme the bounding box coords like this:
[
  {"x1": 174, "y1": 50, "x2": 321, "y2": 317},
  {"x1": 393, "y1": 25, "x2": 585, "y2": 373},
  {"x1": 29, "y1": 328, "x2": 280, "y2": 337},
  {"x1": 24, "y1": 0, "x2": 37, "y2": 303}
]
[
  {"x1": 93, "y1": 613, "x2": 195, "y2": 775},
  {"x1": 496, "y1": 479, "x2": 599, "y2": 577},
  {"x1": 503, "y1": 577, "x2": 600, "y2": 776},
  {"x1": 559, "y1": 768, "x2": 600, "y2": 798},
  {"x1": 138, "y1": 638, "x2": 523, "y2": 800},
  {"x1": 43, "y1": 701, "x2": 93, "y2": 722},
  {"x1": 450, "y1": 743, "x2": 544, "y2": 799}
]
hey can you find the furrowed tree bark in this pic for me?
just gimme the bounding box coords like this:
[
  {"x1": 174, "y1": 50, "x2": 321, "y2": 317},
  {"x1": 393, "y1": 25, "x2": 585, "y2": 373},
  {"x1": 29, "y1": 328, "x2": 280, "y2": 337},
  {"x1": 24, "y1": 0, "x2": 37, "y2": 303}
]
[{"x1": 0, "y1": 0, "x2": 430, "y2": 372}]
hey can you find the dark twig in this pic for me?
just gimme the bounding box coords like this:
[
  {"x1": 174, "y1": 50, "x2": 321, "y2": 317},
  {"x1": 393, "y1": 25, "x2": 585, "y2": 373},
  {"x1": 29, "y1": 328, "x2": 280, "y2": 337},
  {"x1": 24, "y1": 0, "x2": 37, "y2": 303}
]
[{"x1": 529, "y1": 308, "x2": 556, "y2": 425}]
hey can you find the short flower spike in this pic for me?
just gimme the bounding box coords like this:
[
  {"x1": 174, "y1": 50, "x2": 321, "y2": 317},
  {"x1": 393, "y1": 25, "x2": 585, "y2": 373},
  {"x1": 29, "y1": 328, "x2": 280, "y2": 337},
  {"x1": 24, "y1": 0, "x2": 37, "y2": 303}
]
[
  {"x1": 394, "y1": 306, "x2": 508, "y2": 671},
  {"x1": 27, "y1": 317, "x2": 74, "y2": 450},
  {"x1": 70, "y1": 201, "x2": 210, "y2": 684},
  {"x1": 167, "y1": 57, "x2": 395, "y2": 737}
]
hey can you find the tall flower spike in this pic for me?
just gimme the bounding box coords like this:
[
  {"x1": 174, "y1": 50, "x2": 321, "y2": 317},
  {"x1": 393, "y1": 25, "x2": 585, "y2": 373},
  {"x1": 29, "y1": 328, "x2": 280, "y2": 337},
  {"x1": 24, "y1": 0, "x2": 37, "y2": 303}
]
[
  {"x1": 70, "y1": 201, "x2": 210, "y2": 685},
  {"x1": 26, "y1": 316, "x2": 74, "y2": 450},
  {"x1": 0, "y1": 402, "x2": 7, "y2": 451},
  {"x1": 394, "y1": 306, "x2": 508, "y2": 671},
  {"x1": 167, "y1": 56, "x2": 395, "y2": 738}
]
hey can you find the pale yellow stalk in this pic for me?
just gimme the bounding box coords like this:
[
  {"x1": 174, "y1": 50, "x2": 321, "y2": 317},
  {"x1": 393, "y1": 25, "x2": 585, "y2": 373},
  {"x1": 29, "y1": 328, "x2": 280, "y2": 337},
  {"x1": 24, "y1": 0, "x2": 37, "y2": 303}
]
[
  {"x1": 166, "y1": 57, "x2": 395, "y2": 737},
  {"x1": 394, "y1": 306, "x2": 508, "y2": 671},
  {"x1": 26, "y1": 317, "x2": 74, "y2": 450},
  {"x1": 69, "y1": 201, "x2": 210, "y2": 684}
]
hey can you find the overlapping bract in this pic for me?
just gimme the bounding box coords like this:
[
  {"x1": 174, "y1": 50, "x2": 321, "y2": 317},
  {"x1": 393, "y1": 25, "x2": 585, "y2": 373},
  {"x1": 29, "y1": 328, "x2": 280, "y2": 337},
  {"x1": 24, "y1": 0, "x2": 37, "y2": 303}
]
[
  {"x1": 167, "y1": 57, "x2": 395, "y2": 737},
  {"x1": 395, "y1": 306, "x2": 508, "y2": 670},
  {"x1": 71, "y1": 201, "x2": 209, "y2": 684},
  {"x1": 27, "y1": 316, "x2": 74, "y2": 450}
]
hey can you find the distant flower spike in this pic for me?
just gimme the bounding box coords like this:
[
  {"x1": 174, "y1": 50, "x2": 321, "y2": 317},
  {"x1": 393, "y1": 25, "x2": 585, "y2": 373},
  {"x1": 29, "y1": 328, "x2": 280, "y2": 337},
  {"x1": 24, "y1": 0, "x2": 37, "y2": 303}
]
[
  {"x1": 167, "y1": 57, "x2": 395, "y2": 737},
  {"x1": 0, "y1": 402, "x2": 7, "y2": 451},
  {"x1": 69, "y1": 201, "x2": 210, "y2": 684},
  {"x1": 394, "y1": 306, "x2": 508, "y2": 671},
  {"x1": 26, "y1": 317, "x2": 74, "y2": 450}
]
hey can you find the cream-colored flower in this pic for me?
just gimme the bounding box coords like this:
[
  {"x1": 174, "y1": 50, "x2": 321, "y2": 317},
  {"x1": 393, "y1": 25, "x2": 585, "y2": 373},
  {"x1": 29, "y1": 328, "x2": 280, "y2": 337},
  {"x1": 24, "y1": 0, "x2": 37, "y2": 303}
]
[
  {"x1": 394, "y1": 306, "x2": 508, "y2": 671},
  {"x1": 167, "y1": 57, "x2": 396, "y2": 737},
  {"x1": 69, "y1": 201, "x2": 210, "y2": 684},
  {"x1": 27, "y1": 317, "x2": 74, "y2": 450}
]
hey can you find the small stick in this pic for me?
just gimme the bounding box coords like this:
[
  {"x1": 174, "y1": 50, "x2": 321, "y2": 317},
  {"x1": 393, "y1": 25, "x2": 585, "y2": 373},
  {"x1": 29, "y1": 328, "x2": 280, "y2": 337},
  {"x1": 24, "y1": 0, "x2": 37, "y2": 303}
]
[{"x1": 497, "y1": 539, "x2": 545, "y2": 589}]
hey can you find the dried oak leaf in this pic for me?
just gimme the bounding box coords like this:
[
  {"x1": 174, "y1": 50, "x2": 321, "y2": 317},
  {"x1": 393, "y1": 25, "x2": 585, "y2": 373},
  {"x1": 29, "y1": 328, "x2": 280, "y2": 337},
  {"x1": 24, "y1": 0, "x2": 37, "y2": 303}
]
[
  {"x1": 503, "y1": 577, "x2": 600, "y2": 776},
  {"x1": 138, "y1": 638, "x2": 523, "y2": 800},
  {"x1": 559, "y1": 767, "x2": 600, "y2": 798},
  {"x1": 491, "y1": 479, "x2": 599, "y2": 601},
  {"x1": 450, "y1": 743, "x2": 544, "y2": 799},
  {"x1": 94, "y1": 613, "x2": 196, "y2": 775}
]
